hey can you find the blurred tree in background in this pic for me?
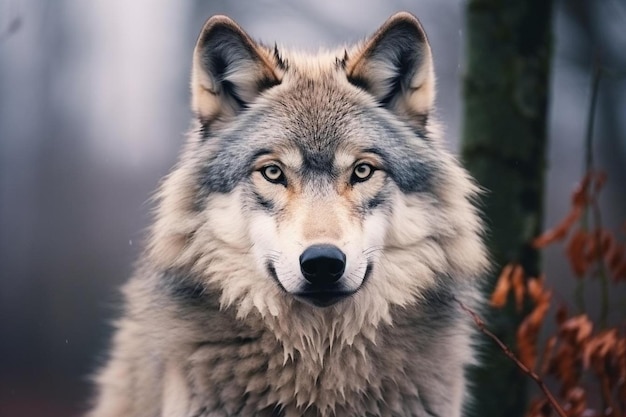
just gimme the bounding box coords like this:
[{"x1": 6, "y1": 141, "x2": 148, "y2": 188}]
[{"x1": 462, "y1": 1, "x2": 554, "y2": 416}]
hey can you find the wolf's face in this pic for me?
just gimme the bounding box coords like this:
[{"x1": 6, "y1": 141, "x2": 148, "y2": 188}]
[
  {"x1": 241, "y1": 91, "x2": 397, "y2": 307},
  {"x1": 149, "y1": 13, "x2": 486, "y2": 318}
]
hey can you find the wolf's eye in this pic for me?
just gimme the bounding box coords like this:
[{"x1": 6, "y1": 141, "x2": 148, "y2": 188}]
[
  {"x1": 261, "y1": 165, "x2": 286, "y2": 185},
  {"x1": 351, "y1": 163, "x2": 375, "y2": 183}
]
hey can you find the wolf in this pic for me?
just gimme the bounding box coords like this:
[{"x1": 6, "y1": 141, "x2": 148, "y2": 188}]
[{"x1": 87, "y1": 11, "x2": 488, "y2": 417}]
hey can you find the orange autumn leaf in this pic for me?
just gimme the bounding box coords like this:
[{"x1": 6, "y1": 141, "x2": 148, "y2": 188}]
[
  {"x1": 572, "y1": 171, "x2": 593, "y2": 207},
  {"x1": 527, "y1": 275, "x2": 546, "y2": 303},
  {"x1": 539, "y1": 335, "x2": 557, "y2": 377},
  {"x1": 560, "y1": 315, "x2": 593, "y2": 345},
  {"x1": 567, "y1": 229, "x2": 589, "y2": 277},
  {"x1": 582, "y1": 329, "x2": 618, "y2": 371},
  {"x1": 508, "y1": 169, "x2": 626, "y2": 417},
  {"x1": 517, "y1": 286, "x2": 551, "y2": 370},
  {"x1": 533, "y1": 207, "x2": 583, "y2": 249},
  {"x1": 491, "y1": 263, "x2": 514, "y2": 308},
  {"x1": 548, "y1": 344, "x2": 579, "y2": 395},
  {"x1": 587, "y1": 228, "x2": 614, "y2": 261},
  {"x1": 605, "y1": 241, "x2": 626, "y2": 282},
  {"x1": 598, "y1": 228, "x2": 613, "y2": 254},
  {"x1": 583, "y1": 235, "x2": 597, "y2": 265},
  {"x1": 564, "y1": 386, "x2": 588, "y2": 417},
  {"x1": 525, "y1": 398, "x2": 552, "y2": 417},
  {"x1": 555, "y1": 305, "x2": 569, "y2": 326},
  {"x1": 512, "y1": 264, "x2": 526, "y2": 312},
  {"x1": 605, "y1": 241, "x2": 624, "y2": 269}
]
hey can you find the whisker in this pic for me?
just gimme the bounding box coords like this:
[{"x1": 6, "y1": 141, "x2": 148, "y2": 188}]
[{"x1": 363, "y1": 246, "x2": 384, "y2": 257}]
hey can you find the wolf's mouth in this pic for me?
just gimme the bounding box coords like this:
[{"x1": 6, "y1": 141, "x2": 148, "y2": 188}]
[
  {"x1": 293, "y1": 289, "x2": 356, "y2": 307},
  {"x1": 266, "y1": 259, "x2": 374, "y2": 308},
  {"x1": 267, "y1": 261, "x2": 352, "y2": 307},
  {"x1": 266, "y1": 260, "x2": 375, "y2": 308}
]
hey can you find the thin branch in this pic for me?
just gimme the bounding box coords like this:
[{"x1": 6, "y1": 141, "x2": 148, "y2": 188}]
[
  {"x1": 455, "y1": 298, "x2": 568, "y2": 417},
  {"x1": 574, "y1": 279, "x2": 586, "y2": 313},
  {"x1": 584, "y1": 65, "x2": 610, "y2": 328},
  {"x1": 579, "y1": 66, "x2": 600, "y2": 312},
  {"x1": 584, "y1": 64, "x2": 601, "y2": 174}
]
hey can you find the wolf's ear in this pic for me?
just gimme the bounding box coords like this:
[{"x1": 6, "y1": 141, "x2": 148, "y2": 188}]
[
  {"x1": 346, "y1": 12, "x2": 435, "y2": 124},
  {"x1": 191, "y1": 16, "x2": 281, "y2": 125}
]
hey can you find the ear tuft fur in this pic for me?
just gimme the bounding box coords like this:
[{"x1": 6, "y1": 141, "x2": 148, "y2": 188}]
[
  {"x1": 191, "y1": 16, "x2": 282, "y2": 126},
  {"x1": 346, "y1": 12, "x2": 435, "y2": 125}
]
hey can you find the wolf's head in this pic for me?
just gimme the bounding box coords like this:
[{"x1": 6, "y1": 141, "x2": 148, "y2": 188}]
[{"x1": 148, "y1": 12, "x2": 487, "y2": 340}]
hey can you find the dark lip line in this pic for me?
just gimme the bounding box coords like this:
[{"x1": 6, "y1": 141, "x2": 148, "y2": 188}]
[
  {"x1": 343, "y1": 261, "x2": 374, "y2": 299},
  {"x1": 293, "y1": 290, "x2": 356, "y2": 297},
  {"x1": 266, "y1": 261, "x2": 287, "y2": 293},
  {"x1": 362, "y1": 262, "x2": 374, "y2": 286}
]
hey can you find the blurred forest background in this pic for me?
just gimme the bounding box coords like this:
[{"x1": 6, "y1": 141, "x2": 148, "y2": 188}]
[{"x1": 0, "y1": 0, "x2": 624, "y2": 416}]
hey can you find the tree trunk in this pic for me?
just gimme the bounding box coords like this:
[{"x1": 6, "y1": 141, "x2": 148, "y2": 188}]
[{"x1": 462, "y1": 1, "x2": 554, "y2": 416}]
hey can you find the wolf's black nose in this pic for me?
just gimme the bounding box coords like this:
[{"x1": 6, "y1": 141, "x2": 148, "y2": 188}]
[{"x1": 299, "y1": 245, "x2": 346, "y2": 286}]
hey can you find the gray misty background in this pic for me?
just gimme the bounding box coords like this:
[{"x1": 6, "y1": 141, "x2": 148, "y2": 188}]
[{"x1": 0, "y1": 0, "x2": 624, "y2": 416}]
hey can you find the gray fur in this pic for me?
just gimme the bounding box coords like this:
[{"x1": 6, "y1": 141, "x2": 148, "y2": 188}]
[{"x1": 88, "y1": 12, "x2": 488, "y2": 417}]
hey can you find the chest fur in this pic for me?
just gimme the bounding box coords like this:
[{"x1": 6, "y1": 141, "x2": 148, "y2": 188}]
[{"x1": 181, "y1": 331, "x2": 422, "y2": 417}]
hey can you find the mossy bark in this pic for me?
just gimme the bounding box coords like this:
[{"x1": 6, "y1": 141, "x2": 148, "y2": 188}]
[{"x1": 462, "y1": 1, "x2": 554, "y2": 416}]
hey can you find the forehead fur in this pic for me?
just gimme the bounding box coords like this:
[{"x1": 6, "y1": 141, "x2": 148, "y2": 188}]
[{"x1": 196, "y1": 53, "x2": 441, "y2": 198}]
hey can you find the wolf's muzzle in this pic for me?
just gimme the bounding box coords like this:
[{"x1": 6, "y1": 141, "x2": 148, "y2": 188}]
[{"x1": 299, "y1": 244, "x2": 346, "y2": 287}]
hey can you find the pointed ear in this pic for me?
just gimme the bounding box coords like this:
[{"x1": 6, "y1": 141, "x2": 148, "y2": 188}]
[
  {"x1": 346, "y1": 12, "x2": 435, "y2": 124},
  {"x1": 191, "y1": 16, "x2": 281, "y2": 125}
]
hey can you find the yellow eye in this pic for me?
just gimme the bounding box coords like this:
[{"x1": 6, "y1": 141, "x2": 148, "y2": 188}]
[
  {"x1": 352, "y1": 163, "x2": 375, "y2": 183},
  {"x1": 261, "y1": 165, "x2": 286, "y2": 185}
]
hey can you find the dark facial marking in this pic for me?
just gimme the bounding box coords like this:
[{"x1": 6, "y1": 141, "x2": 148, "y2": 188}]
[
  {"x1": 392, "y1": 156, "x2": 435, "y2": 193},
  {"x1": 300, "y1": 148, "x2": 336, "y2": 177},
  {"x1": 251, "y1": 189, "x2": 275, "y2": 212},
  {"x1": 367, "y1": 187, "x2": 392, "y2": 211},
  {"x1": 195, "y1": 111, "x2": 277, "y2": 210},
  {"x1": 198, "y1": 151, "x2": 252, "y2": 195},
  {"x1": 197, "y1": 114, "x2": 272, "y2": 196},
  {"x1": 359, "y1": 106, "x2": 440, "y2": 194}
]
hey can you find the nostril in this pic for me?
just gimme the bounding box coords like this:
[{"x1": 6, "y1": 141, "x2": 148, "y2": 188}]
[
  {"x1": 299, "y1": 244, "x2": 346, "y2": 286},
  {"x1": 300, "y1": 258, "x2": 319, "y2": 276}
]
